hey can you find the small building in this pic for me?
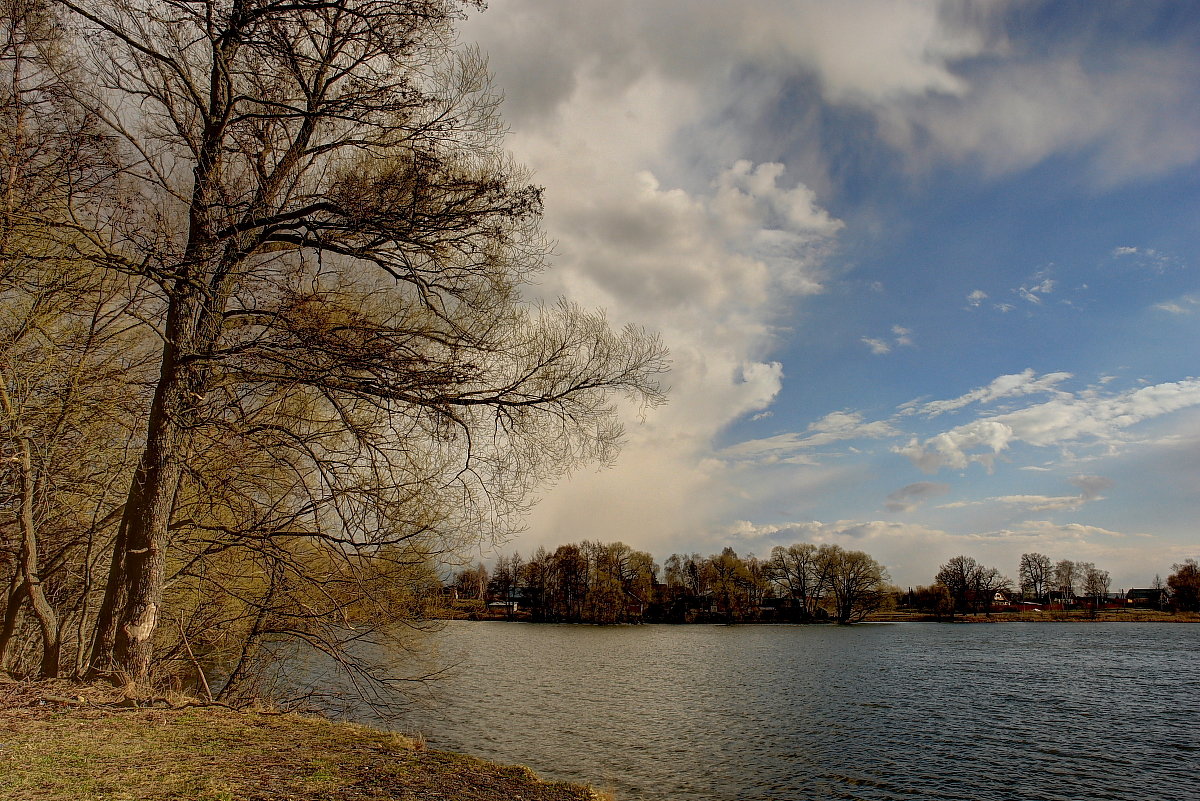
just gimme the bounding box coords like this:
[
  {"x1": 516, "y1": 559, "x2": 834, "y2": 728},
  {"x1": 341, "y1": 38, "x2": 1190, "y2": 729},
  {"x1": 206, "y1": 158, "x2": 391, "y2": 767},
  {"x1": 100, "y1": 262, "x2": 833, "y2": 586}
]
[
  {"x1": 1125, "y1": 588, "x2": 1168, "y2": 609},
  {"x1": 486, "y1": 600, "x2": 519, "y2": 612},
  {"x1": 1046, "y1": 590, "x2": 1075, "y2": 608}
]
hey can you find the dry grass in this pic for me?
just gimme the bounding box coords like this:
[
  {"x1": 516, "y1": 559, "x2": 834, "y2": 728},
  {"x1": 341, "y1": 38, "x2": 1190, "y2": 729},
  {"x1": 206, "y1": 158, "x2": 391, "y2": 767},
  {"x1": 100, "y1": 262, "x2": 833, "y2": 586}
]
[{"x1": 0, "y1": 681, "x2": 597, "y2": 801}]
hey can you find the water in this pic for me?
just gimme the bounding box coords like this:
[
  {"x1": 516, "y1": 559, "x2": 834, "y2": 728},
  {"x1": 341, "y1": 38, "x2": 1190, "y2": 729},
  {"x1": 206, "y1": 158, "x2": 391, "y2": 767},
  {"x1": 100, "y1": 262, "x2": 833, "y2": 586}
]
[{"x1": 340, "y1": 622, "x2": 1200, "y2": 800}]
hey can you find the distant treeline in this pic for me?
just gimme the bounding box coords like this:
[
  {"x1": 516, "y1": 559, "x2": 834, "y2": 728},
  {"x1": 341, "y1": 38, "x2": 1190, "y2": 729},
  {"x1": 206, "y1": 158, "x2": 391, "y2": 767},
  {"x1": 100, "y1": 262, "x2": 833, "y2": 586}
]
[
  {"x1": 449, "y1": 541, "x2": 891, "y2": 624},
  {"x1": 898, "y1": 552, "x2": 1200, "y2": 618},
  {"x1": 449, "y1": 546, "x2": 1200, "y2": 624}
]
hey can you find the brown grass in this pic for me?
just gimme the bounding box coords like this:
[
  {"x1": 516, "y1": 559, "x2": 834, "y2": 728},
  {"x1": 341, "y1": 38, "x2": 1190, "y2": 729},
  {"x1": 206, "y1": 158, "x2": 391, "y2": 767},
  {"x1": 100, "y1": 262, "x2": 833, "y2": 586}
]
[{"x1": 0, "y1": 681, "x2": 598, "y2": 801}]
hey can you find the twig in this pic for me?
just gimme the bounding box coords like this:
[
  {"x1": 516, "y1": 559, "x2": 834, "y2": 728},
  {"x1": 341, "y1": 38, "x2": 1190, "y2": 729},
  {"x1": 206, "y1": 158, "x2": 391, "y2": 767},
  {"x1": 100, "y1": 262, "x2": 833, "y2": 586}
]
[{"x1": 177, "y1": 615, "x2": 213, "y2": 704}]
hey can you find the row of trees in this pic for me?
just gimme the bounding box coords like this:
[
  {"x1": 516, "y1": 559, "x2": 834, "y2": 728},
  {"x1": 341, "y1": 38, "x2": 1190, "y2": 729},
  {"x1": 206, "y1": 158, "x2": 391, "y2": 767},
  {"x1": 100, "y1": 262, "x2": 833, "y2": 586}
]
[
  {"x1": 1016, "y1": 553, "x2": 1111, "y2": 605},
  {"x1": 923, "y1": 553, "x2": 1113, "y2": 618},
  {"x1": 450, "y1": 541, "x2": 893, "y2": 625},
  {"x1": 0, "y1": 0, "x2": 665, "y2": 698},
  {"x1": 455, "y1": 545, "x2": 1200, "y2": 625},
  {"x1": 910, "y1": 553, "x2": 1200, "y2": 618}
]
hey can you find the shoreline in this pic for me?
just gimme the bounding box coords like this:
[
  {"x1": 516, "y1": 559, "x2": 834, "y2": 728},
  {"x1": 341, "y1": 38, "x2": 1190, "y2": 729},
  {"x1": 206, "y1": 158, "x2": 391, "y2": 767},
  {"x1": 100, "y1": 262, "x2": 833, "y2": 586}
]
[
  {"x1": 437, "y1": 609, "x2": 1200, "y2": 625},
  {"x1": 865, "y1": 609, "x2": 1200, "y2": 623},
  {"x1": 0, "y1": 681, "x2": 604, "y2": 801}
]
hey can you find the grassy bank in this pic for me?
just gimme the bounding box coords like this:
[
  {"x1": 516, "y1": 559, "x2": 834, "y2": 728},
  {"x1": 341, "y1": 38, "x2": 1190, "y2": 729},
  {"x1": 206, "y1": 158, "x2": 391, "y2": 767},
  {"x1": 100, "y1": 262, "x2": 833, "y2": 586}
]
[{"x1": 0, "y1": 682, "x2": 601, "y2": 801}]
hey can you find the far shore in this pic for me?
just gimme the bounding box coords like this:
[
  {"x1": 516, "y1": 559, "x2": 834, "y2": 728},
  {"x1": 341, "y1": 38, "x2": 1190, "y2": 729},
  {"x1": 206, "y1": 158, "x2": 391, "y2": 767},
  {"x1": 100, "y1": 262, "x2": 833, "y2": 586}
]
[
  {"x1": 866, "y1": 609, "x2": 1200, "y2": 623},
  {"x1": 436, "y1": 608, "x2": 1200, "y2": 625}
]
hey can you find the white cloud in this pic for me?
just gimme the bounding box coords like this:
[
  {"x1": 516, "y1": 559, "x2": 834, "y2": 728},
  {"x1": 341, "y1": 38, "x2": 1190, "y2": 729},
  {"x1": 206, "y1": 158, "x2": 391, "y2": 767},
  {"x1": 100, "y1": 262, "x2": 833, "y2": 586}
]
[
  {"x1": 936, "y1": 474, "x2": 1111, "y2": 514},
  {"x1": 862, "y1": 337, "x2": 891, "y2": 355},
  {"x1": 966, "y1": 289, "x2": 987, "y2": 308},
  {"x1": 870, "y1": 43, "x2": 1200, "y2": 185},
  {"x1": 897, "y1": 419, "x2": 1014, "y2": 472},
  {"x1": 911, "y1": 368, "x2": 1073, "y2": 417},
  {"x1": 939, "y1": 494, "x2": 1087, "y2": 513},
  {"x1": 468, "y1": 2, "x2": 1200, "y2": 189},
  {"x1": 1112, "y1": 246, "x2": 1177, "y2": 273},
  {"x1": 1155, "y1": 294, "x2": 1200, "y2": 315},
  {"x1": 863, "y1": 325, "x2": 914, "y2": 355},
  {"x1": 459, "y1": 4, "x2": 852, "y2": 554},
  {"x1": 1017, "y1": 276, "x2": 1056, "y2": 305},
  {"x1": 899, "y1": 378, "x2": 1200, "y2": 472},
  {"x1": 977, "y1": 520, "x2": 1126, "y2": 541},
  {"x1": 725, "y1": 411, "x2": 898, "y2": 462}
]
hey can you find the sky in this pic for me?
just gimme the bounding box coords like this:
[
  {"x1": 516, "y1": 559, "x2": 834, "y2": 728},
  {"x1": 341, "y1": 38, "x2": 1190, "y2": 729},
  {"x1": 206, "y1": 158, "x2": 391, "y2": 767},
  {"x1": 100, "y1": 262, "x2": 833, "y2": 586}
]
[{"x1": 457, "y1": 1, "x2": 1200, "y2": 590}]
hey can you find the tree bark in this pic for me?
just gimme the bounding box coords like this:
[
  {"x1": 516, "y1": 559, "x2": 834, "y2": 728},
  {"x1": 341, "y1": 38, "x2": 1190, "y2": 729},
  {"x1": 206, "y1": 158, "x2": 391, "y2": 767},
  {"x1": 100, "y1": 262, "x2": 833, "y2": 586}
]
[
  {"x1": 16, "y1": 436, "x2": 60, "y2": 677},
  {"x1": 88, "y1": 289, "x2": 209, "y2": 680},
  {"x1": 0, "y1": 578, "x2": 25, "y2": 673},
  {"x1": 0, "y1": 374, "x2": 61, "y2": 677},
  {"x1": 88, "y1": 10, "x2": 236, "y2": 676}
]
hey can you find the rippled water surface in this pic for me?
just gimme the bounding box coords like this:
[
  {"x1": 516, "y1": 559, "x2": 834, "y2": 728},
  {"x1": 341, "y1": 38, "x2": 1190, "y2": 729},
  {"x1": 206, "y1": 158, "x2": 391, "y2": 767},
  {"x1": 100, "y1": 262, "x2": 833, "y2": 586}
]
[{"x1": 359, "y1": 622, "x2": 1199, "y2": 800}]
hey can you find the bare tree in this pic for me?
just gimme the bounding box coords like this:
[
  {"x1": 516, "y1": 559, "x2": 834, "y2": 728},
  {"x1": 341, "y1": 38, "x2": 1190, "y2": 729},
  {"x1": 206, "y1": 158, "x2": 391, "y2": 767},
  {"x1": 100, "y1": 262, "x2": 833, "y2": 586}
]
[
  {"x1": 550, "y1": 544, "x2": 589, "y2": 623},
  {"x1": 823, "y1": 546, "x2": 889, "y2": 624},
  {"x1": 935, "y1": 555, "x2": 979, "y2": 618},
  {"x1": 768, "y1": 543, "x2": 826, "y2": 620},
  {"x1": 0, "y1": 264, "x2": 151, "y2": 678},
  {"x1": 934, "y1": 555, "x2": 1010, "y2": 616},
  {"x1": 1018, "y1": 552, "x2": 1052, "y2": 602},
  {"x1": 1081, "y1": 563, "x2": 1110, "y2": 618},
  {"x1": 1053, "y1": 559, "x2": 1079, "y2": 607},
  {"x1": 452, "y1": 563, "x2": 488, "y2": 603},
  {"x1": 0, "y1": 0, "x2": 156, "y2": 678},
  {"x1": 45, "y1": 0, "x2": 666, "y2": 685},
  {"x1": 742, "y1": 553, "x2": 770, "y2": 613}
]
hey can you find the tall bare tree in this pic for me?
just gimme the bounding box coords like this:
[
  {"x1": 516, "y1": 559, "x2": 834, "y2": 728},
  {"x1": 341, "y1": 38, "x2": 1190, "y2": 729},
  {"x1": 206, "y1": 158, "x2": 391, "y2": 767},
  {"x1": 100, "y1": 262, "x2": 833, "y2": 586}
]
[
  {"x1": 1053, "y1": 559, "x2": 1079, "y2": 605},
  {"x1": 768, "y1": 543, "x2": 829, "y2": 619},
  {"x1": 935, "y1": 555, "x2": 1009, "y2": 616},
  {"x1": 1018, "y1": 552, "x2": 1052, "y2": 602},
  {"x1": 1080, "y1": 563, "x2": 1110, "y2": 618},
  {"x1": 48, "y1": 0, "x2": 665, "y2": 684}
]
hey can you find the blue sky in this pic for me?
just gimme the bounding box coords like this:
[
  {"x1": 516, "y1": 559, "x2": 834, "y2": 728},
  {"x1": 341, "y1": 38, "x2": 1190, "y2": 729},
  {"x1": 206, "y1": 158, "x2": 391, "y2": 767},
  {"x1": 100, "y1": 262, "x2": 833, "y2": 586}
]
[{"x1": 460, "y1": 1, "x2": 1200, "y2": 589}]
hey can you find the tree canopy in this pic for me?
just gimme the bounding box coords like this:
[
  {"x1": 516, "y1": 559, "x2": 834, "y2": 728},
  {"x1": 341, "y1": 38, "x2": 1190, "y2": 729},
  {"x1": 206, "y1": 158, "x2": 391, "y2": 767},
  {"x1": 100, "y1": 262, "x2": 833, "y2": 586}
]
[{"x1": 0, "y1": 0, "x2": 666, "y2": 693}]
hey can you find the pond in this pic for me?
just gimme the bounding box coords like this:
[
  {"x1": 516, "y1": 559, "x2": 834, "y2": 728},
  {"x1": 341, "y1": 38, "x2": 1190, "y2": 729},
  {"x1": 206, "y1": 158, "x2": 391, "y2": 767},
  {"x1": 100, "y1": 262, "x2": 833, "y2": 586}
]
[{"x1": 318, "y1": 621, "x2": 1200, "y2": 800}]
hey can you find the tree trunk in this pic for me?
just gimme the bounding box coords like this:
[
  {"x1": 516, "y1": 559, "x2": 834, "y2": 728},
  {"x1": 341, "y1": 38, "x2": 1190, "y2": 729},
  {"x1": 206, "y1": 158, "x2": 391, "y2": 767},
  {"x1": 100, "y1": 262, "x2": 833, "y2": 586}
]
[
  {"x1": 16, "y1": 436, "x2": 60, "y2": 677},
  {"x1": 88, "y1": 373, "x2": 192, "y2": 679},
  {"x1": 86, "y1": 12, "x2": 247, "y2": 680},
  {"x1": 0, "y1": 376, "x2": 61, "y2": 677},
  {"x1": 88, "y1": 289, "x2": 210, "y2": 681},
  {"x1": 0, "y1": 578, "x2": 25, "y2": 673}
]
